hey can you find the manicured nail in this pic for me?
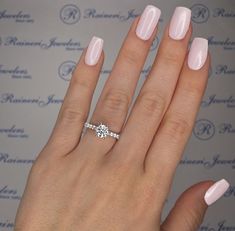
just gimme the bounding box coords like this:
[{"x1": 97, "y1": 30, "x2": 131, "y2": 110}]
[
  {"x1": 169, "y1": 6, "x2": 191, "y2": 40},
  {"x1": 188, "y1": 37, "x2": 208, "y2": 70},
  {"x1": 136, "y1": 5, "x2": 161, "y2": 40},
  {"x1": 204, "y1": 179, "x2": 230, "y2": 206},
  {"x1": 85, "y1": 36, "x2": 103, "y2": 66}
]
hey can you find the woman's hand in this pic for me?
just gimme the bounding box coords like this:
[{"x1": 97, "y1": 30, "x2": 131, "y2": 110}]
[{"x1": 14, "y1": 5, "x2": 229, "y2": 231}]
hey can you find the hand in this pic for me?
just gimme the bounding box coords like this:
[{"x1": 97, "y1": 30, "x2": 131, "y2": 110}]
[{"x1": 14, "y1": 5, "x2": 229, "y2": 231}]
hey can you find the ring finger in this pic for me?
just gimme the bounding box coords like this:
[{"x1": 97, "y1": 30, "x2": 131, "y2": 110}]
[{"x1": 77, "y1": 5, "x2": 161, "y2": 158}]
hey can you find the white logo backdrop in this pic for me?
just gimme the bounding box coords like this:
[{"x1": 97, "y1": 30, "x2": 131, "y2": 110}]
[{"x1": 0, "y1": 0, "x2": 234, "y2": 230}]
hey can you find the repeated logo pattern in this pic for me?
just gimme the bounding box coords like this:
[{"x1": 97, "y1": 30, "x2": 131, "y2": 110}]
[
  {"x1": 193, "y1": 119, "x2": 215, "y2": 140},
  {"x1": 191, "y1": 4, "x2": 210, "y2": 23},
  {"x1": 0, "y1": 1, "x2": 234, "y2": 230},
  {"x1": 60, "y1": 4, "x2": 81, "y2": 24},
  {"x1": 58, "y1": 61, "x2": 76, "y2": 81}
]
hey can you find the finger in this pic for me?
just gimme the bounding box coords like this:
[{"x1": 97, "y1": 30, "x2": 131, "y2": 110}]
[
  {"x1": 161, "y1": 181, "x2": 211, "y2": 231},
  {"x1": 145, "y1": 38, "x2": 210, "y2": 195},
  {"x1": 161, "y1": 180, "x2": 229, "y2": 231},
  {"x1": 113, "y1": 7, "x2": 192, "y2": 165},
  {"x1": 77, "y1": 5, "x2": 161, "y2": 158},
  {"x1": 43, "y1": 37, "x2": 104, "y2": 157}
]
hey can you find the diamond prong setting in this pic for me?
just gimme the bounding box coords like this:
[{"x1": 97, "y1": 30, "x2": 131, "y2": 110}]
[
  {"x1": 95, "y1": 123, "x2": 109, "y2": 139},
  {"x1": 84, "y1": 122, "x2": 119, "y2": 140}
]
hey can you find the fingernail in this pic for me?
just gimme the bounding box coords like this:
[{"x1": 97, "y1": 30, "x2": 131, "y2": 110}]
[
  {"x1": 188, "y1": 37, "x2": 208, "y2": 70},
  {"x1": 85, "y1": 36, "x2": 104, "y2": 66},
  {"x1": 169, "y1": 6, "x2": 191, "y2": 40},
  {"x1": 204, "y1": 179, "x2": 230, "y2": 206},
  {"x1": 136, "y1": 5, "x2": 161, "y2": 41}
]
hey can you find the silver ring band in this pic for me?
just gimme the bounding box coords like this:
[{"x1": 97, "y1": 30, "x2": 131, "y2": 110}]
[{"x1": 84, "y1": 122, "x2": 120, "y2": 140}]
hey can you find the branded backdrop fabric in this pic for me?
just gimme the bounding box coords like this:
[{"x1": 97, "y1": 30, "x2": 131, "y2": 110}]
[{"x1": 0, "y1": 0, "x2": 234, "y2": 230}]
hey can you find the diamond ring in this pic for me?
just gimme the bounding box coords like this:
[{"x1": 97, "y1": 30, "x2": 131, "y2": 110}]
[{"x1": 84, "y1": 122, "x2": 120, "y2": 140}]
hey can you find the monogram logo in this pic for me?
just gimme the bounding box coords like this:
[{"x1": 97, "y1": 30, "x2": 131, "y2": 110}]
[
  {"x1": 60, "y1": 4, "x2": 81, "y2": 24},
  {"x1": 191, "y1": 4, "x2": 210, "y2": 23},
  {"x1": 193, "y1": 119, "x2": 215, "y2": 140},
  {"x1": 58, "y1": 61, "x2": 76, "y2": 81}
]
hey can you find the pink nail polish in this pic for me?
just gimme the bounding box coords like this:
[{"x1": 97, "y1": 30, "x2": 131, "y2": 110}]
[
  {"x1": 136, "y1": 5, "x2": 161, "y2": 41},
  {"x1": 204, "y1": 179, "x2": 230, "y2": 206},
  {"x1": 169, "y1": 7, "x2": 191, "y2": 40},
  {"x1": 188, "y1": 37, "x2": 208, "y2": 70},
  {"x1": 85, "y1": 36, "x2": 103, "y2": 66}
]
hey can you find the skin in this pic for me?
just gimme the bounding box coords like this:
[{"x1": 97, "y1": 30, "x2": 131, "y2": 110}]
[{"x1": 14, "y1": 15, "x2": 212, "y2": 231}]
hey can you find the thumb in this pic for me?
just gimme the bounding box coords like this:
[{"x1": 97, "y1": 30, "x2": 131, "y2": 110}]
[{"x1": 161, "y1": 179, "x2": 230, "y2": 231}]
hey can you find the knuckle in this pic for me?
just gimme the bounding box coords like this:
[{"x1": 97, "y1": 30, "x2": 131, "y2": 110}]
[
  {"x1": 138, "y1": 91, "x2": 166, "y2": 117},
  {"x1": 102, "y1": 89, "x2": 129, "y2": 115},
  {"x1": 182, "y1": 207, "x2": 203, "y2": 231},
  {"x1": 30, "y1": 157, "x2": 65, "y2": 186},
  {"x1": 160, "y1": 43, "x2": 185, "y2": 66},
  {"x1": 182, "y1": 81, "x2": 205, "y2": 98},
  {"x1": 162, "y1": 51, "x2": 180, "y2": 66},
  {"x1": 60, "y1": 104, "x2": 85, "y2": 125},
  {"x1": 163, "y1": 115, "x2": 192, "y2": 140},
  {"x1": 71, "y1": 75, "x2": 92, "y2": 91},
  {"x1": 30, "y1": 157, "x2": 52, "y2": 181},
  {"x1": 121, "y1": 46, "x2": 141, "y2": 66}
]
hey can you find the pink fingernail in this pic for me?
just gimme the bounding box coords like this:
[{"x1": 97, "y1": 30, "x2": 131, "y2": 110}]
[
  {"x1": 169, "y1": 7, "x2": 191, "y2": 40},
  {"x1": 204, "y1": 179, "x2": 230, "y2": 206},
  {"x1": 85, "y1": 36, "x2": 103, "y2": 66},
  {"x1": 136, "y1": 5, "x2": 161, "y2": 41},
  {"x1": 188, "y1": 37, "x2": 208, "y2": 70}
]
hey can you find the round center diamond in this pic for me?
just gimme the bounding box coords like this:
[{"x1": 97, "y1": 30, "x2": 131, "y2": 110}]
[{"x1": 95, "y1": 124, "x2": 109, "y2": 138}]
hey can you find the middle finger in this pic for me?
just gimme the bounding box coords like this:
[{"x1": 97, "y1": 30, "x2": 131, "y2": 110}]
[{"x1": 112, "y1": 7, "x2": 192, "y2": 165}]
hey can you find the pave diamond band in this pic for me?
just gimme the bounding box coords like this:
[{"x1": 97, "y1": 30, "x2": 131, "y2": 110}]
[{"x1": 84, "y1": 122, "x2": 120, "y2": 140}]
